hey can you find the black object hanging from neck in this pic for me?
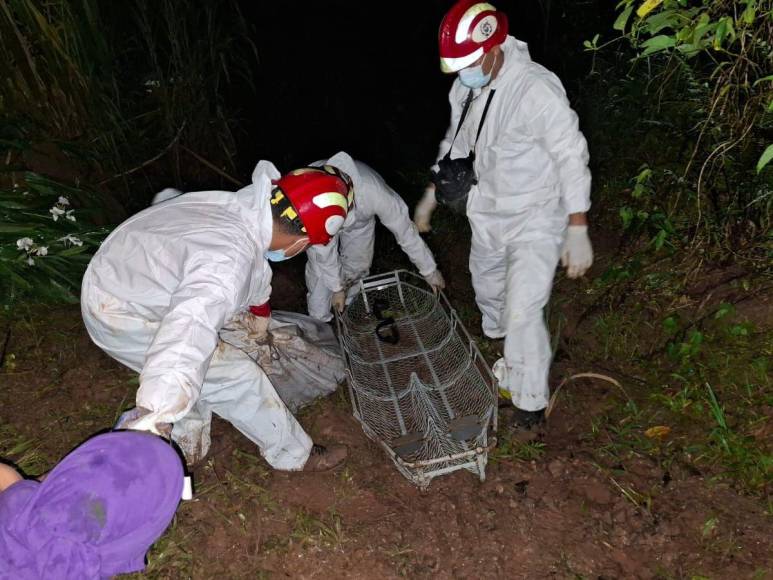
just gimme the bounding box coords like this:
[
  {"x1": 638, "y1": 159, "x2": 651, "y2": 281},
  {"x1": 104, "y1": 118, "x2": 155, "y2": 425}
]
[{"x1": 431, "y1": 88, "x2": 496, "y2": 214}]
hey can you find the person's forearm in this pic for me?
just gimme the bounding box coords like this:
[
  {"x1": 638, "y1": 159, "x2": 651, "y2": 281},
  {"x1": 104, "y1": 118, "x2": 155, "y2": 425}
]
[
  {"x1": 568, "y1": 212, "x2": 588, "y2": 226},
  {"x1": 0, "y1": 463, "x2": 22, "y2": 491}
]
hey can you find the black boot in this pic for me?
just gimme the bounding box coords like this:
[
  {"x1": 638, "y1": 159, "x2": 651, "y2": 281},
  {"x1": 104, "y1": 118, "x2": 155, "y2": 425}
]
[{"x1": 511, "y1": 408, "x2": 546, "y2": 431}]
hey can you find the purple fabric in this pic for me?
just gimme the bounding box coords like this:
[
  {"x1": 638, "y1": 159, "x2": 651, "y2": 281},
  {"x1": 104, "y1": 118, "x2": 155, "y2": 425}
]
[{"x1": 0, "y1": 431, "x2": 183, "y2": 579}]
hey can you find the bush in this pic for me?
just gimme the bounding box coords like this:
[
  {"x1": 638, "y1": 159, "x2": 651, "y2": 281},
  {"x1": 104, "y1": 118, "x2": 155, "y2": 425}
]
[{"x1": 586, "y1": 0, "x2": 773, "y2": 246}]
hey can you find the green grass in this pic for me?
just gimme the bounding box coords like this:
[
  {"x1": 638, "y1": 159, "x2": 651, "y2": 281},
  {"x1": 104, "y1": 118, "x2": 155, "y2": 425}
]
[
  {"x1": 577, "y1": 294, "x2": 772, "y2": 494},
  {"x1": 0, "y1": 424, "x2": 51, "y2": 476},
  {"x1": 490, "y1": 433, "x2": 547, "y2": 463},
  {"x1": 291, "y1": 508, "x2": 346, "y2": 551}
]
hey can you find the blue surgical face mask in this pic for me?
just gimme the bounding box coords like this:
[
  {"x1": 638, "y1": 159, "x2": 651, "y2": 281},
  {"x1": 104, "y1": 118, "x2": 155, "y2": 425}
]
[
  {"x1": 265, "y1": 238, "x2": 308, "y2": 263},
  {"x1": 265, "y1": 249, "x2": 288, "y2": 262},
  {"x1": 459, "y1": 64, "x2": 491, "y2": 89}
]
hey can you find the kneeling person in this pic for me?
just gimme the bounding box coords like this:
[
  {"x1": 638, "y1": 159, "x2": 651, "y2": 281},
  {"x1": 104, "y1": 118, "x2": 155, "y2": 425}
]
[{"x1": 81, "y1": 160, "x2": 354, "y2": 471}]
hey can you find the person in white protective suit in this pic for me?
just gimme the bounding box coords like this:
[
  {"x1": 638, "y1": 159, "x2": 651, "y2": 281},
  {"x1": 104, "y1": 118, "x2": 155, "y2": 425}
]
[
  {"x1": 414, "y1": 0, "x2": 594, "y2": 430},
  {"x1": 304, "y1": 152, "x2": 445, "y2": 321},
  {"x1": 81, "y1": 160, "x2": 356, "y2": 471}
]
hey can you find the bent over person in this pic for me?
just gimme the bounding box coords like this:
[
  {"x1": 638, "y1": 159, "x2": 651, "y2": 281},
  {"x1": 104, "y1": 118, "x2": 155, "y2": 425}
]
[
  {"x1": 81, "y1": 160, "x2": 354, "y2": 470},
  {"x1": 414, "y1": 1, "x2": 594, "y2": 431},
  {"x1": 305, "y1": 152, "x2": 445, "y2": 321}
]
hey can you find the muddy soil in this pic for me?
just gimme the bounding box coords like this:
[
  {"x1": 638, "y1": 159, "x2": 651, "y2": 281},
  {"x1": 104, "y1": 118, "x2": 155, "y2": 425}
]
[{"x1": 1, "y1": 234, "x2": 771, "y2": 579}]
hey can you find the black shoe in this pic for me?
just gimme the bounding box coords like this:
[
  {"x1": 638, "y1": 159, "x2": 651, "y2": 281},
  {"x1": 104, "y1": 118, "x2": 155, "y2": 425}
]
[
  {"x1": 511, "y1": 408, "x2": 546, "y2": 430},
  {"x1": 302, "y1": 443, "x2": 348, "y2": 472}
]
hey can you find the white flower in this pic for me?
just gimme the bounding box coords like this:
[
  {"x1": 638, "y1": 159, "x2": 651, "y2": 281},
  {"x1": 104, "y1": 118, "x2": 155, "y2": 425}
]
[
  {"x1": 26, "y1": 256, "x2": 35, "y2": 266},
  {"x1": 65, "y1": 210, "x2": 76, "y2": 222},
  {"x1": 58, "y1": 196, "x2": 70, "y2": 206},
  {"x1": 35, "y1": 246, "x2": 48, "y2": 256},
  {"x1": 16, "y1": 237, "x2": 34, "y2": 251},
  {"x1": 58, "y1": 234, "x2": 83, "y2": 247},
  {"x1": 50, "y1": 206, "x2": 65, "y2": 221}
]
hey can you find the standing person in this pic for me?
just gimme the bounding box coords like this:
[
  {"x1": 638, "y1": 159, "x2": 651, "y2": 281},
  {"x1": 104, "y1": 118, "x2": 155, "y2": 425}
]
[
  {"x1": 414, "y1": 1, "x2": 594, "y2": 430},
  {"x1": 81, "y1": 160, "x2": 354, "y2": 470},
  {"x1": 305, "y1": 152, "x2": 445, "y2": 321},
  {"x1": 0, "y1": 431, "x2": 183, "y2": 579}
]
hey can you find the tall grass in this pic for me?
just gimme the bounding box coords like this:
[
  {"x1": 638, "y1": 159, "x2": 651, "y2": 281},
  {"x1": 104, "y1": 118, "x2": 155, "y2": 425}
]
[
  {"x1": 0, "y1": 0, "x2": 257, "y2": 305},
  {"x1": 0, "y1": 0, "x2": 126, "y2": 168},
  {"x1": 0, "y1": 0, "x2": 256, "y2": 181}
]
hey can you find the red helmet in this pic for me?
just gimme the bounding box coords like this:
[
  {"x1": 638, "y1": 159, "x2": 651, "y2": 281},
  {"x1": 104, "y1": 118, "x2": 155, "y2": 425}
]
[
  {"x1": 272, "y1": 165, "x2": 354, "y2": 245},
  {"x1": 439, "y1": 1, "x2": 508, "y2": 73}
]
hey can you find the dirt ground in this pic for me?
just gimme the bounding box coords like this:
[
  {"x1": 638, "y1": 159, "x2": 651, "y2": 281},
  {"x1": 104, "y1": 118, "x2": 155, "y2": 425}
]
[{"x1": 1, "y1": 228, "x2": 771, "y2": 579}]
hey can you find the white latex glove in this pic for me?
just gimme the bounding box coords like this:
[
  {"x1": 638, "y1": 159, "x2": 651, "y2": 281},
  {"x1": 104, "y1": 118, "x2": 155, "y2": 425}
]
[
  {"x1": 242, "y1": 312, "x2": 271, "y2": 341},
  {"x1": 115, "y1": 406, "x2": 172, "y2": 437},
  {"x1": 561, "y1": 225, "x2": 594, "y2": 279},
  {"x1": 423, "y1": 270, "x2": 446, "y2": 294},
  {"x1": 414, "y1": 184, "x2": 438, "y2": 233},
  {"x1": 332, "y1": 290, "x2": 346, "y2": 314}
]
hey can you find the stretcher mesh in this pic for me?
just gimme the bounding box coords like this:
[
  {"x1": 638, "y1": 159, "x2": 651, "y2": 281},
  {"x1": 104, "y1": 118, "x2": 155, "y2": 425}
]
[{"x1": 336, "y1": 270, "x2": 497, "y2": 487}]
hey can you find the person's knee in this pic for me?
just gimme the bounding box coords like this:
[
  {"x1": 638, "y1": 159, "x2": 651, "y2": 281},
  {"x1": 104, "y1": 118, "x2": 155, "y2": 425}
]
[{"x1": 502, "y1": 306, "x2": 543, "y2": 332}]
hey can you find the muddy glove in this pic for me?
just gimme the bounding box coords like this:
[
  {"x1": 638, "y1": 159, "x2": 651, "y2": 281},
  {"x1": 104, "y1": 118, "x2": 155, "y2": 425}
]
[
  {"x1": 414, "y1": 184, "x2": 438, "y2": 233},
  {"x1": 243, "y1": 313, "x2": 270, "y2": 341},
  {"x1": 332, "y1": 290, "x2": 346, "y2": 314},
  {"x1": 561, "y1": 225, "x2": 593, "y2": 279},
  {"x1": 243, "y1": 302, "x2": 272, "y2": 341},
  {"x1": 423, "y1": 270, "x2": 446, "y2": 294},
  {"x1": 115, "y1": 406, "x2": 172, "y2": 437}
]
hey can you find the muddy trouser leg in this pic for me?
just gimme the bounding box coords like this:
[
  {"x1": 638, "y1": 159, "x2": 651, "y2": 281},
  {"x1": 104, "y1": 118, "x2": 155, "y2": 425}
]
[
  {"x1": 493, "y1": 237, "x2": 561, "y2": 412},
  {"x1": 83, "y1": 274, "x2": 312, "y2": 469},
  {"x1": 173, "y1": 342, "x2": 313, "y2": 470}
]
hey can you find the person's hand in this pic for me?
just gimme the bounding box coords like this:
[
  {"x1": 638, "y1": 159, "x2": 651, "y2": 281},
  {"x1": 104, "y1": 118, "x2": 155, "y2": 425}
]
[
  {"x1": 115, "y1": 407, "x2": 172, "y2": 437},
  {"x1": 332, "y1": 290, "x2": 346, "y2": 314},
  {"x1": 561, "y1": 225, "x2": 593, "y2": 279},
  {"x1": 423, "y1": 270, "x2": 446, "y2": 294},
  {"x1": 0, "y1": 463, "x2": 22, "y2": 492},
  {"x1": 243, "y1": 312, "x2": 271, "y2": 341},
  {"x1": 414, "y1": 184, "x2": 437, "y2": 233}
]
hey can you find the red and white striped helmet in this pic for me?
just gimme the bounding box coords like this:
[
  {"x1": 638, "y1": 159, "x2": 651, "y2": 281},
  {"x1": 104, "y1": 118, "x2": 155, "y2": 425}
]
[
  {"x1": 271, "y1": 166, "x2": 354, "y2": 246},
  {"x1": 439, "y1": 1, "x2": 508, "y2": 73}
]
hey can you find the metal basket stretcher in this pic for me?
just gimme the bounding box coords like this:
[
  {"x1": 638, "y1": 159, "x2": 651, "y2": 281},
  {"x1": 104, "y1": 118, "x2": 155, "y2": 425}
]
[{"x1": 335, "y1": 270, "x2": 498, "y2": 488}]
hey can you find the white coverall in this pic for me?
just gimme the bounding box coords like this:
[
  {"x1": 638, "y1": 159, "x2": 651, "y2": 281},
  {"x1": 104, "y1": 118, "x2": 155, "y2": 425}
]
[
  {"x1": 81, "y1": 161, "x2": 313, "y2": 469},
  {"x1": 434, "y1": 36, "x2": 591, "y2": 411},
  {"x1": 305, "y1": 157, "x2": 438, "y2": 321}
]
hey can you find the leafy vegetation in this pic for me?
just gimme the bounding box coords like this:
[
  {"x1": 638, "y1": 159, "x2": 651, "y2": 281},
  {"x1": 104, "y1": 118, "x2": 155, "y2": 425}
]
[
  {"x1": 0, "y1": 0, "x2": 256, "y2": 307},
  {"x1": 0, "y1": 173, "x2": 111, "y2": 306},
  {"x1": 587, "y1": 0, "x2": 771, "y2": 243},
  {"x1": 557, "y1": 0, "x2": 773, "y2": 495}
]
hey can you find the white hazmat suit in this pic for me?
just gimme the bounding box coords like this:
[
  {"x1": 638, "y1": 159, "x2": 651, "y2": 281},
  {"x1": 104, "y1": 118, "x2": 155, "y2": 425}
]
[
  {"x1": 81, "y1": 161, "x2": 313, "y2": 469},
  {"x1": 419, "y1": 36, "x2": 591, "y2": 411},
  {"x1": 305, "y1": 155, "x2": 438, "y2": 321}
]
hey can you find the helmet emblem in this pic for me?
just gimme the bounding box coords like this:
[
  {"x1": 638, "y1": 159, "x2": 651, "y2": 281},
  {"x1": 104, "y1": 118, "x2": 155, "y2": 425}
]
[{"x1": 471, "y1": 15, "x2": 498, "y2": 42}]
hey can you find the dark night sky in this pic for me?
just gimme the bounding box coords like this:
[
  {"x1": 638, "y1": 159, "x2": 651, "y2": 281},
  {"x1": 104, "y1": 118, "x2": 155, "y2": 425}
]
[{"x1": 233, "y1": 1, "x2": 613, "y2": 185}]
